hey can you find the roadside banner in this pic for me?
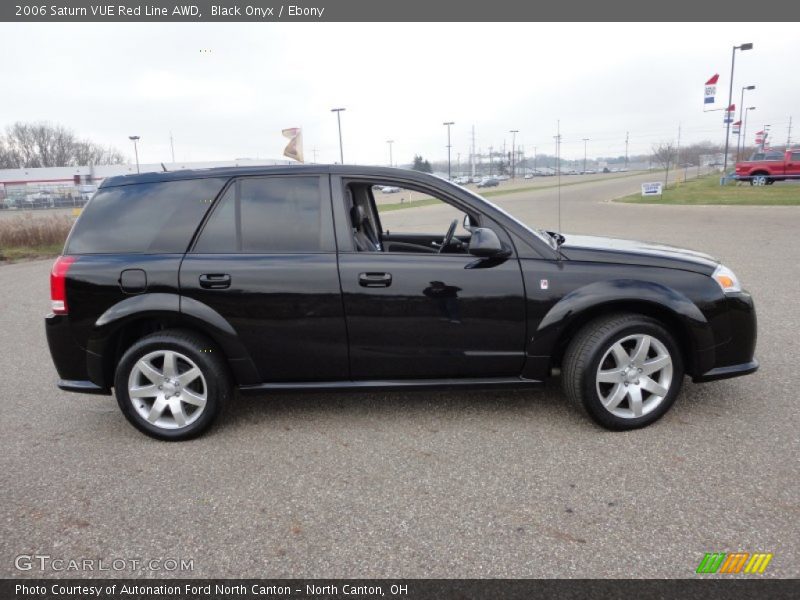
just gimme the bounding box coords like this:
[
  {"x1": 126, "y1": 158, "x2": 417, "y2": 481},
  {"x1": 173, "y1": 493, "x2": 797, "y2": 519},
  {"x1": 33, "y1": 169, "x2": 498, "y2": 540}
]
[
  {"x1": 641, "y1": 182, "x2": 663, "y2": 197},
  {"x1": 704, "y1": 74, "x2": 718, "y2": 105},
  {"x1": 732, "y1": 121, "x2": 741, "y2": 135},
  {"x1": 723, "y1": 104, "x2": 735, "y2": 124},
  {"x1": 282, "y1": 127, "x2": 304, "y2": 163}
]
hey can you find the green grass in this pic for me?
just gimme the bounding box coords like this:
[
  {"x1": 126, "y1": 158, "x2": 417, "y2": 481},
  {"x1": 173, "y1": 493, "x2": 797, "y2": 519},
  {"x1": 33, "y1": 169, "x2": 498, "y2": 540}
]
[
  {"x1": 0, "y1": 243, "x2": 64, "y2": 262},
  {"x1": 616, "y1": 174, "x2": 800, "y2": 205}
]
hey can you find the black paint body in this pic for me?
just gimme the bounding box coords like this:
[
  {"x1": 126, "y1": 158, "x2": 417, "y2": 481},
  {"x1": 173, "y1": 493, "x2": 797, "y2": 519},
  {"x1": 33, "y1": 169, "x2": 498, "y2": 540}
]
[{"x1": 45, "y1": 165, "x2": 758, "y2": 395}]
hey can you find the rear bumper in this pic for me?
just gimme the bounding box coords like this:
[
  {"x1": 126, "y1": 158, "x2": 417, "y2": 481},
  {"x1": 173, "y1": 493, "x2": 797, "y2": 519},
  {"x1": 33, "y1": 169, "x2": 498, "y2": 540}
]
[
  {"x1": 57, "y1": 379, "x2": 111, "y2": 395},
  {"x1": 692, "y1": 359, "x2": 759, "y2": 383}
]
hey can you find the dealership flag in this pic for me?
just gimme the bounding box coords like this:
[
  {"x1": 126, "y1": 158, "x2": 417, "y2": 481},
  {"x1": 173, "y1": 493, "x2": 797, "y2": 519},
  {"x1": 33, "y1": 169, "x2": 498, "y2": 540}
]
[
  {"x1": 704, "y1": 74, "x2": 719, "y2": 105},
  {"x1": 282, "y1": 127, "x2": 304, "y2": 163},
  {"x1": 732, "y1": 121, "x2": 741, "y2": 135},
  {"x1": 723, "y1": 104, "x2": 736, "y2": 124}
]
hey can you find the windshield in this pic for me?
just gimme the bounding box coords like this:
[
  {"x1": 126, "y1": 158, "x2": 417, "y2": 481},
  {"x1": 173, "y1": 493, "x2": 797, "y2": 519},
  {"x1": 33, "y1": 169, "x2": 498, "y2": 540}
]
[{"x1": 457, "y1": 184, "x2": 556, "y2": 247}]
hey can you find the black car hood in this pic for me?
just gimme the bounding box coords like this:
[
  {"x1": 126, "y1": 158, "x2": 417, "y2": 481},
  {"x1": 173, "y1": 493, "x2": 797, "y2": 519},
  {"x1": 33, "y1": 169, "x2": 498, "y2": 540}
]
[{"x1": 559, "y1": 234, "x2": 718, "y2": 274}]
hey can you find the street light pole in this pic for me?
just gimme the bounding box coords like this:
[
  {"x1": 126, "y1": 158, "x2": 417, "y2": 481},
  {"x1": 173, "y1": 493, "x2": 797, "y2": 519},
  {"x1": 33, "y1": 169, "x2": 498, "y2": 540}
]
[
  {"x1": 386, "y1": 140, "x2": 394, "y2": 167},
  {"x1": 331, "y1": 108, "x2": 345, "y2": 164},
  {"x1": 723, "y1": 43, "x2": 753, "y2": 175},
  {"x1": 443, "y1": 122, "x2": 454, "y2": 180},
  {"x1": 509, "y1": 130, "x2": 519, "y2": 178},
  {"x1": 736, "y1": 85, "x2": 756, "y2": 161},
  {"x1": 128, "y1": 136, "x2": 140, "y2": 173},
  {"x1": 742, "y1": 106, "x2": 756, "y2": 160},
  {"x1": 582, "y1": 138, "x2": 589, "y2": 174}
]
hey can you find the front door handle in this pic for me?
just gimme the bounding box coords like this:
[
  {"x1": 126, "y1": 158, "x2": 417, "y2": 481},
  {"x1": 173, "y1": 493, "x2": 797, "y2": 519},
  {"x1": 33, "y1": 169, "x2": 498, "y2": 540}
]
[
  {"x1": 358, "y1": 272, "x2": 392, "y2": 288},
  {"x1": 199, "y1": 273, "x2": 231, "y2": 289}
]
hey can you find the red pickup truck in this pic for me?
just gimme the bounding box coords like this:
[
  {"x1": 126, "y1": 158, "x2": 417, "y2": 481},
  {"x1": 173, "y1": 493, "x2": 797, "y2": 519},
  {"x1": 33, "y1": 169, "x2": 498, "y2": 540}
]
[{"x1": 735, "y1": 149, "x2": 800, "y2": 185}]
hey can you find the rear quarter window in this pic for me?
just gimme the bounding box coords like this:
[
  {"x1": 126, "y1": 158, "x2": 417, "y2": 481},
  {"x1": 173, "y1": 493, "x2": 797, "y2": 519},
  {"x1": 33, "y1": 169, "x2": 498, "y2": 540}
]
[{"x1": 66, "y1": 178, "x2": 227, "y2": 254}]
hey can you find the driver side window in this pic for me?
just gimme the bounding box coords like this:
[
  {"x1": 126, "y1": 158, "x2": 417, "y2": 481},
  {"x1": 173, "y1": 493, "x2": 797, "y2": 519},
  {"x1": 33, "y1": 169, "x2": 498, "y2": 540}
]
[{"x1": 346, "y1": 181, "x2": 472, "y2": 255}]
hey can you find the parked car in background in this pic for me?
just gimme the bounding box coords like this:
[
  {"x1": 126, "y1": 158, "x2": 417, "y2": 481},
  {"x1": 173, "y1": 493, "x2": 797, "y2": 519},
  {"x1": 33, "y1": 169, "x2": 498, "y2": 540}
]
[
  {"x1": 453, "y1": 176, "x2": 471, "y2": 185},
  {"x1": 46, "y1": 165, "x2": 757, "y2": 440},
  {"x1": 476, "y1": 177, "x2": 499, "y2": 188},
  {"x1": 735, "y1": 148, "x2": 800, "y2": 185},
  {"x1": 381, "y1": 185, "x2": 401, "y2": 193}
]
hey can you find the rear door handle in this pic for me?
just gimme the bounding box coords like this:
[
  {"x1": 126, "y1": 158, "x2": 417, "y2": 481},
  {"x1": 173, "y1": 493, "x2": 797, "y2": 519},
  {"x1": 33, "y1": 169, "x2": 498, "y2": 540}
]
[
  {"x1": 358, "y1": 272, "x2": 392, "y2": 288},
  {"x1": 199, "y1": 273, "x2": 231, "y2": 289}
]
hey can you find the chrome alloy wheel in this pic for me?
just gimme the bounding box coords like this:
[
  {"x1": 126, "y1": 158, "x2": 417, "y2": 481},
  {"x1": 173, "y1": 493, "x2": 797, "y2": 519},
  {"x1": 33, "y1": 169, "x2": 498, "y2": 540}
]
[
  {"x1": 751, "y1": 175, "x2": 768, "y2": 186},
  {"x1": 595, "y1": 334, "x2": 673, "y2": 419},
  {"x1": 127, "y1": 350, "x2": 207, "y2": 430}
]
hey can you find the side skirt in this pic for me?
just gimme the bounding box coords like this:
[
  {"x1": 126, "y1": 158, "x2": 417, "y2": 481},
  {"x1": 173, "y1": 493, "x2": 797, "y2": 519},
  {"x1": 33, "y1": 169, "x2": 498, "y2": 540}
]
[{"x1": 238, "y1": 377, "x2": 543, "y2": 395}]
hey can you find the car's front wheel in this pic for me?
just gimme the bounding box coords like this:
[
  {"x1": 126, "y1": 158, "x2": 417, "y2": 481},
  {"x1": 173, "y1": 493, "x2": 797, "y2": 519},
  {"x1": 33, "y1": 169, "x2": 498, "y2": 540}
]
[
  {"x1": 563, "y1": 314, "x2": 684, "y2": 430},
  {"x1": 114, "y1": 329, "x2": 230, "y2": 440}
]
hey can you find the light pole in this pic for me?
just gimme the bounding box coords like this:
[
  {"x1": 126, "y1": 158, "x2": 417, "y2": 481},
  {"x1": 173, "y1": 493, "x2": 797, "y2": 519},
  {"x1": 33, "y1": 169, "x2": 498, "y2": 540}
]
[
  {"x1": 509, "y1": 130, "x2": 519, "y2": 178},
  {"x1": 331, "y1": 108, "x2": 345, "y2": 164},
  {"x1": 443, "y1": 122, "x2": 454, "y2": 180},
  {"x1": 386, "y1": 140, "x2": 394, "y2": 167},
  {"x1": 736, "y1": 85, "x2": 756, "y2": 161},
  {"x1": 582, "y1": 138, "x2": 589, "y2": 174},
  {"x1": 128, "y1": 136, "x2": 140, "y2": 173},
  {"x1": 742, "y1": 106, "x2": 756, "y2": 160},
  {"x1": 722, "y1": 43, "x2": 753, "y2": 175}
]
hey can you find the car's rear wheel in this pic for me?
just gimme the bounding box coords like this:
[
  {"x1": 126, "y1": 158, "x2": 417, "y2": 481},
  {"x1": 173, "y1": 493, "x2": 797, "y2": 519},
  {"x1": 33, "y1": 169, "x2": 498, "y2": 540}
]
[
  {"x1": 114, "y1": 329, "x2": 230, "y2": 440},
  {"x1": 563, "y1": 314, "x2": 684, "y2": 430},
  {"x1": 750, "y1": 174, "x2": 769, "y2": 186}
]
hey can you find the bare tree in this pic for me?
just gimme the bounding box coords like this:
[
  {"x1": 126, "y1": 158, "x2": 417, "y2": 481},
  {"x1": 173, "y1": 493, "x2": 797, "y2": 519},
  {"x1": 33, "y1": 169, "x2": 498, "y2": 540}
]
[
  {"x1": 0, "y1": 122, "x2": 126, "y2": 168},
  {"x1": 652, "y1": 141, "x2": 677, "y2": 188}
]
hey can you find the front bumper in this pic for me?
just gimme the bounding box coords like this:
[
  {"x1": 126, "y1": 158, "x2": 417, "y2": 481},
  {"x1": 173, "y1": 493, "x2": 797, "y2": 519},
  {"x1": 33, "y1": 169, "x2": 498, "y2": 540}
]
[
  {"x1": 692, "y1": 291, "x2": 758, "y2": 383},
  {"x1": 692, "y1": 359, "x2": 759, "y2": 383},
  {"x1": 57, "y1": 379, "x2": 111, "y2": 395}
]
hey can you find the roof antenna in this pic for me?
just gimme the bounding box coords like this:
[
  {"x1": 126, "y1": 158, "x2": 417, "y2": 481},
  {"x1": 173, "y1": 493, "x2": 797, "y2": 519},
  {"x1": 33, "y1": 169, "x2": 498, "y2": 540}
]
[{"x1": 160, "y1": 162, "x2": 168, "y2": 172}]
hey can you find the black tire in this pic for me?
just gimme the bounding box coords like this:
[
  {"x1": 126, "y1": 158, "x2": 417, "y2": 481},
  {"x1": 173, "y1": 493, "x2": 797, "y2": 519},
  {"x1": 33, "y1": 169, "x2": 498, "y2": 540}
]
[
  {"x1": 114, "y1": 329, "x2": 231, "y2": 441},
  {"x1": 562, "y1": 313, "x2": 684, "y2": 430}
]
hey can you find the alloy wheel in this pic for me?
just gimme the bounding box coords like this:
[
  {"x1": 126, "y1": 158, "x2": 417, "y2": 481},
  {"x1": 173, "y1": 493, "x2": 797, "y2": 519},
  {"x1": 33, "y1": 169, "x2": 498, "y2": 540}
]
[
  {"x1": 127, "y1": 350, "x2": 207, "y2": 430},
  {"x1": 595, "y1": 334, "x2": 673, "y2": 419}
]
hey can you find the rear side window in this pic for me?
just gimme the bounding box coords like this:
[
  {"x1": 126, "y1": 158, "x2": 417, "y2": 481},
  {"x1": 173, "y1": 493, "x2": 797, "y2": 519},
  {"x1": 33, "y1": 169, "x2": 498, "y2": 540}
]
[
  {"x1": 791, "y1": 152, "x2": 800, "y2": 161},
  {"x1": 66, "y1": 178, "x2": 226, "y2": 254},
  {"x1": 193, "y1": 176, "x2": 333, "y2": 253}
]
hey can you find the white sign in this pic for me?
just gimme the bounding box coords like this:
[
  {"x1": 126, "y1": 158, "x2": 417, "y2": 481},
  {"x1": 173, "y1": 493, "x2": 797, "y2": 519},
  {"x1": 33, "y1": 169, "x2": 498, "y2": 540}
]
[{"x1": 641, "y1": 182, "x2": 663, "y2": 197}]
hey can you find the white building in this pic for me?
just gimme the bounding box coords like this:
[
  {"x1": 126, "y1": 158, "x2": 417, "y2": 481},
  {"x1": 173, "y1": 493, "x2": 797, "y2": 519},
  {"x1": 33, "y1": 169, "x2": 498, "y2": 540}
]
[{"x1": 0, "y1": 158, "x2": 293, "y2": 203}]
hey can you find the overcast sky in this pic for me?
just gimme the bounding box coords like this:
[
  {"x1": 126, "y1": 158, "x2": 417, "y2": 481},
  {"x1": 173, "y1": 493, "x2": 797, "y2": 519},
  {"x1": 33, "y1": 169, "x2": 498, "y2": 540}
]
[{"x1": 2, "y1": 22, "x2": 797, "y2": 166}]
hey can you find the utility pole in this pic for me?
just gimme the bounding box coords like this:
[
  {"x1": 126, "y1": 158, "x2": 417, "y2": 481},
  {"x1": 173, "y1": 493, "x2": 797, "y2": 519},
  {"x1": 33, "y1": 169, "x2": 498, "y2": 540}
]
[
  {"x1": 488, "y1": 146, "x2": 494, "y2": 175},
  {"x1": 582, "y1": 138, "x2": 589, "y2": 174},
  {"x1": 470, "y1": 125, "x2": 476, "y2": 178},
  {"x1": 456, "y1": 152, "x2": 461, "y2": 177},
  {"x1": 533, "y1": 146, "x2": 537, "y2": 173},
  {"x1": 625, "y1": 132, "x2": 629, "y2": 169},
  {"x1": 311, "y1": 147, "x2": 318, "y2": 163},
  {"x1": 128, "y1": 136, "x2": 140, "y2": 173},
  {"x1": 386, "y1": 140, "x2": 394, "y2": 167},
  {"x1": 169, "y1": 132, "x2": 175, "y2": 162},
  {"x1": 331, "y1": 108, "x2": 345, "y2": 163},
  {"x1": 509, "y1": 130, "x2": 519, "y2": 178},
  {"x1": 723, "y1": 43, "x2": 754, "y2": 175},
  {"x1": 788, "y1": 116, "x2": 793, "y2": 146},
  {"x1": 443, "y1": 121, "x2": 454, "y2": 179}
]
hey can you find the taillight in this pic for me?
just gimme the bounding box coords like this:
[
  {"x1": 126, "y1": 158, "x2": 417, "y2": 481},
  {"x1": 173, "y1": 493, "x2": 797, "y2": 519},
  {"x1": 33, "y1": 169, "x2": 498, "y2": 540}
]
[{"x1": 50, "y1": 256, "x2": 76, "y2": 314}]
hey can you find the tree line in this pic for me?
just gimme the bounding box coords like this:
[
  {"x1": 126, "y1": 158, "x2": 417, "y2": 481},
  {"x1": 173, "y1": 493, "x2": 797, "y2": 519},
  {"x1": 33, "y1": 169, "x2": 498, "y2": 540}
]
[{"x1": 0, "y1": 122, "x2": 126, "y2": 169}]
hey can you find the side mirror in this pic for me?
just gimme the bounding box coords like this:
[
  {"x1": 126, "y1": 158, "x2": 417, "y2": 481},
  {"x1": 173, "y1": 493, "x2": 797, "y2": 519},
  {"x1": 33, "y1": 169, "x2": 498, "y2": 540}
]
[
  {"x1": 468, "y1": 227, "x2": 507, "y2": 258},
  {"x1": 463, "y1": 214, "x2": 474, "y2": 232}
]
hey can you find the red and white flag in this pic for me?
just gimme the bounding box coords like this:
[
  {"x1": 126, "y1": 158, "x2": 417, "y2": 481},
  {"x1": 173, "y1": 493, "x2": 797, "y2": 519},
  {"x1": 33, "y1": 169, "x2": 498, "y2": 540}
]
[
  {"x1": 704, "y1": 74, "x2": 719, "y2": 105},
  {"x1": 282, "y1": 127, "x2": 304, "y2": 163}
]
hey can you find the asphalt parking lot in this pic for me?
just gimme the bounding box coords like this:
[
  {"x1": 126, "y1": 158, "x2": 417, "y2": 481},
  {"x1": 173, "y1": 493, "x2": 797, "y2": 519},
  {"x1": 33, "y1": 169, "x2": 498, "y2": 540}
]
[{"x1": 1, "y1": 172, "x2": 798, "y2": 578}]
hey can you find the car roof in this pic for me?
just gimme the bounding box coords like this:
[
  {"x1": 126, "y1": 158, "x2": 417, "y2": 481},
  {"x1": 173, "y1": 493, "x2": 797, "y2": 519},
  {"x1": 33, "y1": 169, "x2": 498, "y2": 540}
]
[{"x1": 99, "y1": 164, "x2": 444, "y2": 188}]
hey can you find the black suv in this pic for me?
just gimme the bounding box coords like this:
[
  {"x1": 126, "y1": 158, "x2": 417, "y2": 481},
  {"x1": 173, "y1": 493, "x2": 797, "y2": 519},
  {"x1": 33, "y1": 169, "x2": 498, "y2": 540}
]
[{"x1": 46, "y1": 166, "x2": 757, "y2": 440}]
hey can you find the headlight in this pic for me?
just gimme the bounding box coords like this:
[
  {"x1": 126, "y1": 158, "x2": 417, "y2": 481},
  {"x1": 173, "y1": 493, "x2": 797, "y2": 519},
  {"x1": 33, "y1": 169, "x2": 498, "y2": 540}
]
[{"x1": 712, "y1": 264, "x2": 742, "y2": 293}]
